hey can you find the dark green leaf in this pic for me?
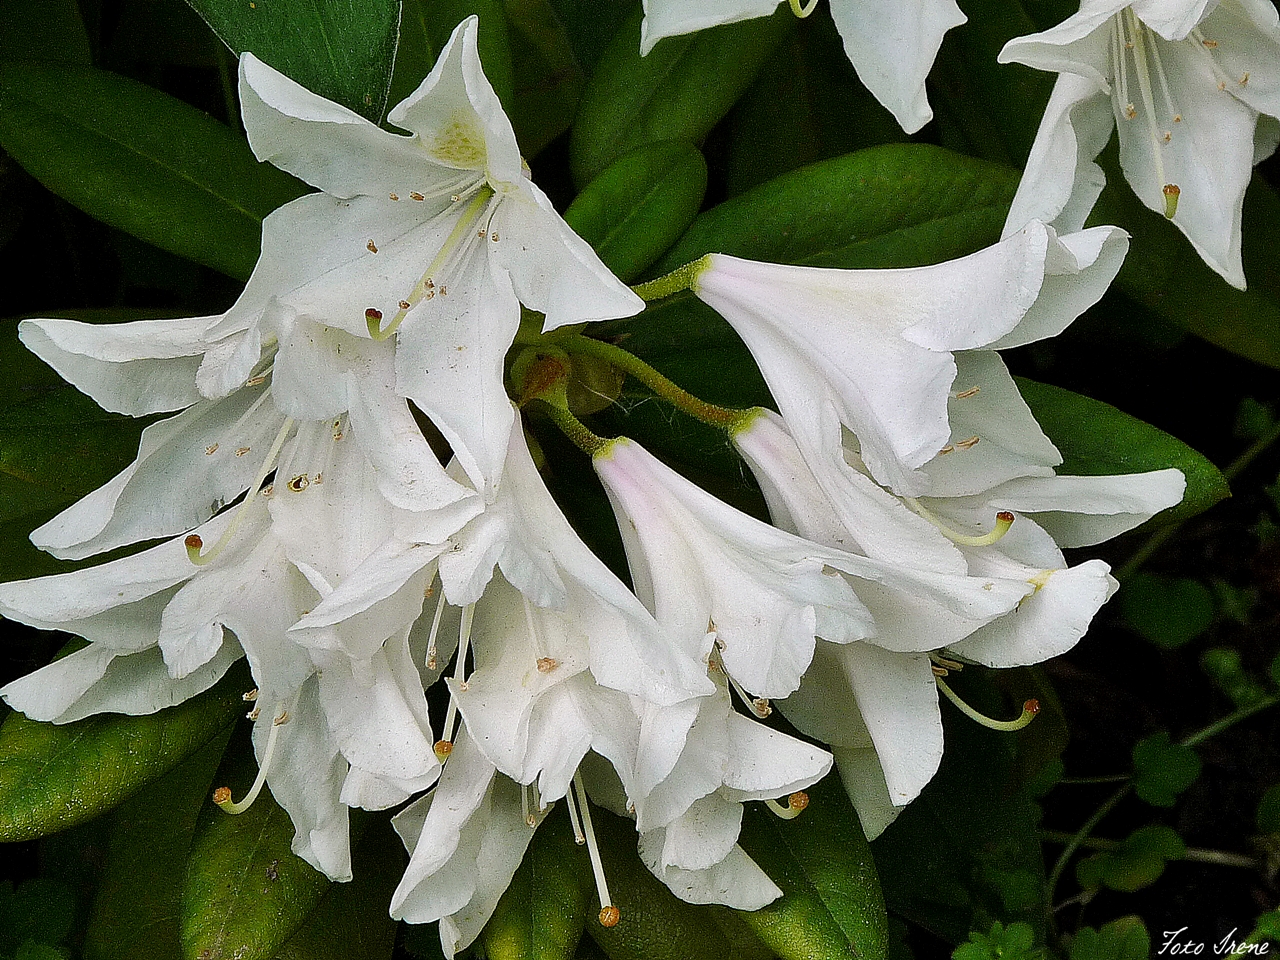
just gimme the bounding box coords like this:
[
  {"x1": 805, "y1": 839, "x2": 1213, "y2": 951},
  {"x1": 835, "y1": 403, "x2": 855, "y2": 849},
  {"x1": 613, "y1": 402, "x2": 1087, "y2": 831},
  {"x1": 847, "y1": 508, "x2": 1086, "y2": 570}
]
[
  {"x1": 565, "y1": 141, "x2": 707, "y2": 283},
  {"x1": 583, "y1": 806, "x2": 733, "y2": 960},
  {"x1": 183, "y1": 0, "x2": 399, "y2": 121},
  {"x1": 0, "y1": 389, "x2": 146, "y2": 526},
  {"x1": 504, "y1": 0, "x2": 583, "y2": 157},
  {"x1": 272, "y1": 819, "x2": 403, "y2": 960},
  {"x1": 656, "y1": 144, "x2": 1019, "y2": 273},
  {"x1": 736, "y1": 775, "x2": 888, "y2": 960},
  {"x1": 1131, "y1": 733, "x2": 1202, "y2": 808},
  {"x1": 479, "y1": 806, "x2": 587, "y2": 960},
  {"x1": 83, "y1": 729, "x2": 233, "y2": 960},
  {"x1": 0, "y1": 660, "x2": 248, "y2": 842},
  {"x1": 722, "y1": 9, "x2": 906, "y2": 198},
  {"x1": 872, "y1": 672, "x2": 1048, "y2": 945},
  {"x1": 545, "y1": 0, "x2": 634, "y2": 74},
  {"x1": 0, "y1": 879, "x2": 76, "y2": 955},
  {"x1": 0, "y1": 64, "x2": 304, "y2": 280},
  {"x1": 0, "y1": 0, "x2": 91, "y2": 65},
  {"x1": 1016, "y1": 378, "x2": 1229, "y2": 525},
  {"x1": 1118, "y1": 573, "x2": 1216, "y2": 650},
  {"x1": 14, "y1": 942, "x2": 69, "y2": 960},
  {"x1": 180, "y1": 732, "x2": 335, "y2": 960},
  {"x1": 1075, "y1": 825, "x2": 1185, "y2": 893},
  {"x1": 1068, "y1": 917, "x2": 1150, "y2": 960},
  {"x1": 569, "y1": 6, "x2": 791, "y2": 187}
]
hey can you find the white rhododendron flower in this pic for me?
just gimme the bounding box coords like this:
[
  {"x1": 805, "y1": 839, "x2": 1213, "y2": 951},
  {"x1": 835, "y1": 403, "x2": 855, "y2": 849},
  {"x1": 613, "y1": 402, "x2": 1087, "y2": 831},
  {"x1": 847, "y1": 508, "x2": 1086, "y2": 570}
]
[
  {"x1": 730, "y1": 357, "x2": 1184, "y2": 833},
  {"x1": 1000, "y1": 0, "x2": 1280, "y2": 288},
  {"x1": 689, "y1": 221, "x2": 1128, "y2": 496},
  {"x1": 218, "y1": 16, "x2": 642, "y2": 498},
  {"x1": 639, "y1": 0, "x2": 966, "y2": 134},
  {"x1": 0, "y1": 432, "x2": 450, "y2": 879}
]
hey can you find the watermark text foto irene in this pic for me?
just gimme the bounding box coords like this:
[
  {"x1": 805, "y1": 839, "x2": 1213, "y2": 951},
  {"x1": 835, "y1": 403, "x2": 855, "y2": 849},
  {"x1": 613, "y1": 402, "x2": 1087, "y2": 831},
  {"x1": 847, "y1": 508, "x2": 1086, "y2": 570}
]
[{"x1": 1158, "y1": 927, "x2": 1271, "y2": 956}]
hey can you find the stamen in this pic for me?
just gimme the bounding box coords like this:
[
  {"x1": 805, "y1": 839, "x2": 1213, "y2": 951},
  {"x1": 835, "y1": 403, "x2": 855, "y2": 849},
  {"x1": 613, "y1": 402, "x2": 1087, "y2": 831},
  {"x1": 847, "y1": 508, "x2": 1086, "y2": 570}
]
[
  {"x1": 935, "y1": 674, "x2": 1040, "y2": 731},
  {"x1": 765, "y1": 792, "x2": 810, "y2": 820},
  {"x1": 213, "y1": 708, "x2": 290, "y2": 814},
  {"x1": 717, "y1": 648, "x2": 772, "y2": 718},
  {"x1": 563, "y1": 782, "x2": 587, "y2": 845},
  {"x1": 1162, "y1": 184, "x2": 1181, "y2": 218},
  {"x1": 573, "y1": 772, "x2": 619, "y2": 928},
  {"x1": 187, "y1": 417, "x2": 295, "y2": 566},
  {"x1": 525, "y1": 780, "x2": 542, "y2": 827},
  {"x1": 242, "y1": 688, "x2": 259, "y2": 702},
  {"x1": 368, "y1": 187, "x2": 495, "y2": 341},
  {"x1": 787, "y1": 0, "x2": 819, "y2": 15},
  {"x1": 424, "y1": 574, "x2": 447, "y2": 672},
  {"x1": 903, "y1": 499, "x2": 1015, "y2": 547},
  {"x1": 1125, "y1": 11, "x2": 1178, "y2": 207},
  {"x1": 954, "y1": 386, "x2": 980, "y2": 399},
  {"x1": 437, "y1": 603, "x2": 476, "y2": 762}
]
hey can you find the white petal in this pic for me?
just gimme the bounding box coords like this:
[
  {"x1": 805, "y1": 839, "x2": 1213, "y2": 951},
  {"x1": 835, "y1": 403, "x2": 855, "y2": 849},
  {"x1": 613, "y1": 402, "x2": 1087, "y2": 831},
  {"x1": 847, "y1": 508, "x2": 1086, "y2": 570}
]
[
  {"x1": 652, "y1": 792, "x2": 742, "y2": 871},
  {"x1": 1, "y1": 645, "x2": 115, "y2": 721},
  {"x1": 948, "y1": 559, "x2": 1118, "y2": 665},
  {"x1": 984, "y1": 468, "x2": 1186, "y2": 546},
  {"x1": 1117, "y1": 35, "x2": 1256, "y2": 288},
  {"x1": 394, "y1": 246, "x2": 518, "y2": 499},
  {"x1": 1202, "y1": 0, "x2": 1280, "y2": 118},
  {"x1": 1131, "y1": 0, "x2": 1217, "y2": 39},
  {"x1": 495, "y1": 180, "x2": 643, "y2": 329},
  {"x1": 18, "y1": 316, "x2": 210, "y2": 415},
  {"x1": 839, "y1": 643, "x2": 943, "y2": 806},
  {"x1": 31, "y1": 386, "x2": 284, "y2": 560},
  {"x1": 262, "y1": 676, "x2": 352, "y2": 880},
  {"x1": 829, "y1": 0, "x2": 966, "y2": 134},
  {"x1": 998, "y1": 1, "x2": 1127, "y2": 85},
  {"x1": 639, "y1": 836, "x2": 782, "y2": 909},
  {"x1": 923, "y1": 352, "x2": 1061, "y2": 497},
  {"x1": 239, "y1": 53, "x2": 452, "y2": 199},
  {"x1": 1002, "y1": 73, "x2": 1115, "y2": 237},
  {"x1": 387, "y1": 16, "x2": 524, "y2": 185},
  {"x1": 719, "y1": 710, "x2": 833, "y2": 800},
  {"x1": 639, "y1": 0, "x2": 781, "y2": 55}
]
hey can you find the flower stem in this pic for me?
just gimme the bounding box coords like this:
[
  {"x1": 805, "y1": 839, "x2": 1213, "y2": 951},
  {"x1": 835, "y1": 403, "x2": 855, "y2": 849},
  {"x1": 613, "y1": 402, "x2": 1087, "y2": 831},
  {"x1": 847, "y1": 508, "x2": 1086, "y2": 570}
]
[
  {"x1": 519, "y1": 354, "x2": 609, "y2": 455},
  {"x1": 1180, "y1": 692, "x2": 1280, "y2": 748},
  {"x1": 1047, "y1": 782, "x2": 1131, "y2": 905},
  {"x1": 1039, "y1": 830, "x2": 1259, "y2": 869},
  {"x1": 561, "y1": 333, "x2": 747, "y2": 429},
  {"x1": 629, "y1": 256, "x2": 710, "y2": 302}
]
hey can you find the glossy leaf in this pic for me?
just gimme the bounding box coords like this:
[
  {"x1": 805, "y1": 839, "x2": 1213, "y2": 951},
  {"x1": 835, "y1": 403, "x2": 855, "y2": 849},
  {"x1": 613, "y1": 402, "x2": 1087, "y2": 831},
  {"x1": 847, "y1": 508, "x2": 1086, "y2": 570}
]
[
  {"x1": 183, "y1": 0, "x2": 399, "y2": 122},
  {"x1": 180, "y1": 734, "x2": 335, "y2": 960},
  {"x1": 272, "y1": 819, "x2": 403, "y2": 960},
  {"x1": 583, "y1": 806, "x2": 733, "y2": 960},
  {"x1": 0, "y1": 389, "x2": 146, "y2": 527},
  {"x1": 569, "y1": 6, "x2": 791, "y2": 187},
  {"x1": 504, "y1": 0, "x2": 583, "y2": 156},
  {"x1": 656, "y1": 144, "x2": 1019, "y2": 273},
  {"x1": 0, "y1": 660, "x2": 248, "y2": 843},
  {"x1": 736, "y1": 776, "x2": 888, "y2": 960},
  {"x1": 0, "y1": 64, "x2": 304, "y2": 280},
  {"x1": 82, "y1": 730, "x2": 233, "y2": 960},
  {"x1": 564, "y1": 141, "x2": 708, "y2": 283},
  {"x1": 479, "y1": 807, "x2": 587, "y2": 960},
  {"x1": 723, "y1": 10, "x2": 907, "y2": 197},
  {"x1": 1016, "y1": 377, "x2": 1230, "y2": 525}
]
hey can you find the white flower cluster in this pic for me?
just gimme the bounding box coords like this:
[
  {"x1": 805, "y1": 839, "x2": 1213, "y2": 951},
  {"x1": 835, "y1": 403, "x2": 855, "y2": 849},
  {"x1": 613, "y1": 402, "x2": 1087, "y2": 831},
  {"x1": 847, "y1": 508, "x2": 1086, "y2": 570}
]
[
  {"x1": 0, "y1": 16, "x2": 1185, "y2": 958},
  {"x1": 643, "y1": 0, "x2": 1280, "y2": 287}
]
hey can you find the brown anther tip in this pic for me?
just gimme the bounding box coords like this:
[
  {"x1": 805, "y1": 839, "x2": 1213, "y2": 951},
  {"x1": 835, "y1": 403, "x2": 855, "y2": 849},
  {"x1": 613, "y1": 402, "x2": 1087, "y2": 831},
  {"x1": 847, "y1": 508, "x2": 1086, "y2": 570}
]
[
  {"x1": 365, "y1": 307, "x2": 383, "y2": 321},
  {"x1": 996, "y1": 511, "x2": 1015, "y2": 523},
  {"x1": 212, "y1": 786, "x2": 232, "y2": 805},
  {"x1": 598, "y1": 906, "x2": 621, "y2": 928},
  {"x1": 1023, "y1": 699, "x2": 1041, "y2": 715},
  {"x1": 536, "y1": 657, "x2": 558, "y2": 673},
  {"x1": 1163, "y1": 184, "x2": 1181, "y2": 197},
  {"x1": 366, "y1": 240, "x2": 378, "y2": 253},
  {"x1": 788, "y1": 791, "x2": 810, "y2": 812},
  {"x1": 434, "y1": 739, "x2": 454, "y2": 758},
  {"x1": 185, "y1": 534, "x2": 203, "y2": 550}
]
